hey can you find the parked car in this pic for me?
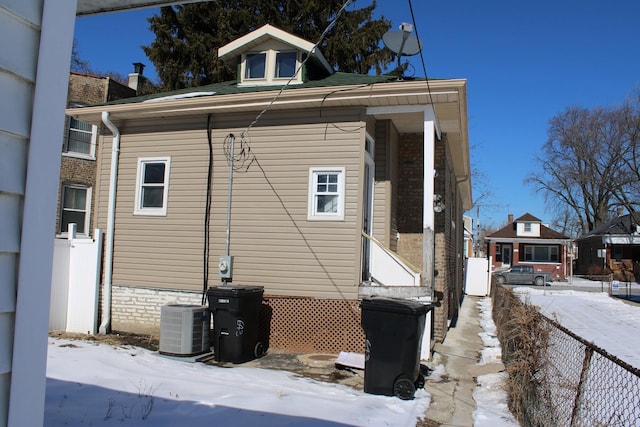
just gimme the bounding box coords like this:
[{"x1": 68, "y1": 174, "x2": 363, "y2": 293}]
[{"x1": 493, "y1": 265, "x2": 552, "y2": 286}]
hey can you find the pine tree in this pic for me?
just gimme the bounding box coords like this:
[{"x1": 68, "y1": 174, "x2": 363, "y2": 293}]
[{"x1": 143, "y1": 0, "x2": 393, "y2": 90}]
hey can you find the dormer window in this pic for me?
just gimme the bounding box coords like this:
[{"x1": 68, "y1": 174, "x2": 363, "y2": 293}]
[
  {"x1": 275, "y1": 51, "x2": 297, "y2": 78},
  {"x1": 245, "y1": 52, "x2": 266, "y2": 79},
  {"x1": 240, "y1": 50, "x2": 302, "y2": 86},
  {"x1": 218, "y1": 25, "x2": 333, "y2": 87}
]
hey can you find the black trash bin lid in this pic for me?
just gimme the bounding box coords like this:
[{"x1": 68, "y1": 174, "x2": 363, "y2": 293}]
[
  {"x1": 206, "y1": 285, "x2": 264, "y2": 297},
  {"x1": 360, "y1": 296, "x2": 431, "y2": 315}
]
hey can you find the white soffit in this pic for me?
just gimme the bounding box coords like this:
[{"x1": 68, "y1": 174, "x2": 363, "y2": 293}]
[{"x1": 76, "y1": 0, "x2": 206, "y2": 15}]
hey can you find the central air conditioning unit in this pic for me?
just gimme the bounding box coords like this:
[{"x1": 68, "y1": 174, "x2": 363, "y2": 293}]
[{"x1": 159, "y1": 304, "x2": 210, "y2": 356}]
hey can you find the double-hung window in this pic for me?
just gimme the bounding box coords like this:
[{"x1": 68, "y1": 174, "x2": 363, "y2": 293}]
[
  {"x1": 134, "y1": 157, "x2": 171, "y2": 216},
  {"x1": 60, "y1": 185, "x2": 90, "y2": 234},
  {"x1": 308, "y1": 167, "x2": 345, "y2": 220},
  {"x1": 65, "y1": 115, "x2": 96, "y2": 158}
]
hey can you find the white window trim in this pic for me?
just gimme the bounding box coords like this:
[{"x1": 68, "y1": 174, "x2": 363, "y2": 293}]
[
  {"x1": 63, "y1": 115, "x2": 97, "y2": 160},
  {"x1": 243, "y1": 51, "x2": 268, "y2": 82},
  {"x1": 134, "y1": 157, "x2": 171, "y2": 216},
  {"x1": 239, "y1": 49, "x2": 302, "y2": 87},
  {"x1": 57, "y1": 185, "x2": 92, "y2": 237},
  {"x1": 308, "y1": 167, "x2": 345, "y2": 221}
]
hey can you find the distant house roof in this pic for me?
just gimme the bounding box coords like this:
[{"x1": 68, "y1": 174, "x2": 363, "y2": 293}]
[
  {"x1": 577, "y1": 214, "x2": 640, "y2": 240},
  {"x1": 487, "y1": 212, "x2": 569, "y2": 241}
]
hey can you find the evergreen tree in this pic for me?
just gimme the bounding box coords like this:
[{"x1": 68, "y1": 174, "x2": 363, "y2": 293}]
[{"x1": 143, "y1": 0, "x2": 393, "y2": 90}]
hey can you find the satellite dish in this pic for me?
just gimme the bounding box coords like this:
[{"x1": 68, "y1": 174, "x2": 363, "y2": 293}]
[{"x1": 382, "y1": 23, "x2": 422, "y2": 56}]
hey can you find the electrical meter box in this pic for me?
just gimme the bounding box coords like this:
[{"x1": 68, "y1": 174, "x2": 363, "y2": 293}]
[{"x1": 219, "y1": 255, "x2": 233, "y2": 279}]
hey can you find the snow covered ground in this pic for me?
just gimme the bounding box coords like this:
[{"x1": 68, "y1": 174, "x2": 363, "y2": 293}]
[
  {"x1": 45, "y1": 295, "x2": 519, "y2": 426},
  {"x1": 45, "y1": 278, "x2": 640, "y2": 426},
  {"x1": 46, "y1": 339, "x2": 430, "y2": 426},
  {"x1": 472, "y1": 298, "x2": 520, "y2": 427},
  {"x1": 513, "y1": 279, "x2": 640, "y2": 369}
]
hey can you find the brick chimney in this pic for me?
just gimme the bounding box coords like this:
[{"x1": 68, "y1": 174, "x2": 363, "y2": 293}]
[
  {"x1": 128, "y1": 62, "x2": 145, "y2": 94},
  {"x1": 508, "y1": 214, "x2": 513, "y2": 224}
]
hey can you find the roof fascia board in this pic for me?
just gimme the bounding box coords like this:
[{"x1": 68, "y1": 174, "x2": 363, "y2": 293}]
[
  {"x1": 68, "y1": 81, "x2": 463, "y2": 122},
  {"x1": 367, "y1": 104, "x2": 442, "y2": 138},
  {"x1": 602, "y1": 236, "x2": 640, "y2": 244},
  {"x1": 487, "y1": 238, "x2": 571, "y2": 244},
  {"x1": 76, "y1": 0, "x2": 205, "y2": 15}
]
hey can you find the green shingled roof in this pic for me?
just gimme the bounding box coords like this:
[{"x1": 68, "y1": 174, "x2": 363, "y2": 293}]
[{"x1": 103, "y1": 72, "x2": 436, "y2": 106}]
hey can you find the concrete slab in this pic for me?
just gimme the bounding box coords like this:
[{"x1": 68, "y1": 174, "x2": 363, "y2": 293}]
[{"x1": 421, "y1": 295, "x2": 484, "y2": 426}]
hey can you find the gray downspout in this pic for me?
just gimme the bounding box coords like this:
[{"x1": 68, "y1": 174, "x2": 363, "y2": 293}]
[{"x1": 99, "y1": 111, "x2": 120, "y2": 334}]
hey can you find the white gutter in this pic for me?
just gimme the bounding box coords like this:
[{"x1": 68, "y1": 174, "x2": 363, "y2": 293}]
[{"x1": 99, "y1": 111, "x2": 120, "y2": 334}]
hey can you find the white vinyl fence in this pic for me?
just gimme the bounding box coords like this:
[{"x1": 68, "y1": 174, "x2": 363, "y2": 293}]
[{"x1": 49, "y1": 228, "x2": 103, "y2": 334}]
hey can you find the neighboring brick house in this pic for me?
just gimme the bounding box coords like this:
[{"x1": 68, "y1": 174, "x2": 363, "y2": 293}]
[
  {"x1": 486, "y1": 213, "x2": 571, "y2": 280},
  {"x1": 574, "y1": 212, "x2": 640, "y2": 281},
  {"x1": 56, "y1": 72, "x2": 137, "y2": 238}
]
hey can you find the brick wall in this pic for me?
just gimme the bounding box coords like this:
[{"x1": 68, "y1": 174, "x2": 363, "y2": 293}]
[
  {"x1": 111, "y1": 285, "x2": 203, "y2": 334},
  {"x1": 56, "y1": 74, "x2": 135, "y2": 235},
  {"x1": 395, "y1": 132, "x2": 465, "y2": 343},
  {"x1": 433, "y1": 134, "x2": 465, "y2": 342},
  {"x1": 56, "y1": 156, "x2": 97, "y2": 234},
  {"x1": 397, "y1": 133, "x2": 423, "y2": 235}
]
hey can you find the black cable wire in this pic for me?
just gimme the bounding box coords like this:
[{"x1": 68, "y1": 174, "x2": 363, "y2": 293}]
[
  {"x1": 407, "y1": 0, "x2": 437, "y2": 114},
  {"x1": 240, "y1": 0, "x2": 353, "y2": 140},
  {"x1": 202, "y1": 114, "x2": 213, "y2": 304}
]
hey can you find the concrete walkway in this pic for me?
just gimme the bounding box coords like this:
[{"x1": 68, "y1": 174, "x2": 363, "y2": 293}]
[
  {"x1": 421, "y1": 295, "x2": 494, "y2": 426},
  {"x1": 229, "y1": 294, "x2": 500, "y2": 426}
]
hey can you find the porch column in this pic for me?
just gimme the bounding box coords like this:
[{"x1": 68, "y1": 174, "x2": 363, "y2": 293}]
[
  {"x1": 422, "y1": 107, "x2": 438, "y2": 299},
  {"x1": 420, "y1": 106, "x2": 438, "y2": 359}
]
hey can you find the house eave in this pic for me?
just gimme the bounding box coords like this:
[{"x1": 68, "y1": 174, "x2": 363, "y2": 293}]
[
  {"x1": 76, "y1": 0, "x2": 205, "y2": 15},
  {"x1": 487, "y1": 237, "x2": 571, "y2": 245},
  {"x1": 602, "y1": 236, "x2": 640, "y2": 245},
  {"x1": 67, "y1": 79, "x2": 467, "y2": 127}
]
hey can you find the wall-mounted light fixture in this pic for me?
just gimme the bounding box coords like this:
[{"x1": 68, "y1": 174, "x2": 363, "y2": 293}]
[{"x1": 433, "y1": 194, "x2": 445, "y2": 213}]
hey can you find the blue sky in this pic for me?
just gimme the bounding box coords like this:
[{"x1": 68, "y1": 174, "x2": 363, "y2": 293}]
[{"x1": 73, "y1": 1, "x2": 640, "y2": 229}]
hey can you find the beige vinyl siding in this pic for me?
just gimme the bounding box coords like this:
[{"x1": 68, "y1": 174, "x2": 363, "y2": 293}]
[
  {"x1": 96, "y1": 108, "x2": 366, "y2": 299},
  {"x1": 95, "y1": 117, "x2": 210, "y2": 292},
  {"x1": 210, "y1": 107, "x2": 364, "y2": 299},
  {"x1": 373, "y1": 181, "x2": 391, "y2": 246},
  {"x1": 372, "y1": 119, "x2": 400, "y2": 250}
]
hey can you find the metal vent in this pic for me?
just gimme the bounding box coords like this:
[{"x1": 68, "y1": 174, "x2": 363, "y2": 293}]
[{"x1": 159, "y1": 304, "x2": 210, "y2": 356}]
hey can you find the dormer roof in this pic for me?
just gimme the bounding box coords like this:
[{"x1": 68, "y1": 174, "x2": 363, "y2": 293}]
[
  {"x1": 515, "y1": 213, "x2": 542, "y2": 223},
  {"x1": 218, "y1": 24, "x2": 333, "y2": 75}
]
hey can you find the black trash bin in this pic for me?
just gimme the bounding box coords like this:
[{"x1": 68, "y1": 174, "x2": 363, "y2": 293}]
[
  {"x1": 360, "y1": 296, "x2": 431, "y2": 400},
  {"x1": 207, "y1": 285, "x2": 265, "y2": 363}
]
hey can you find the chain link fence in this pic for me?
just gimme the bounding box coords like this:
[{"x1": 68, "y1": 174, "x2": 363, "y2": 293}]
[{"x1": 492, "y1": 284, "x2": 640, "y2": 426}]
